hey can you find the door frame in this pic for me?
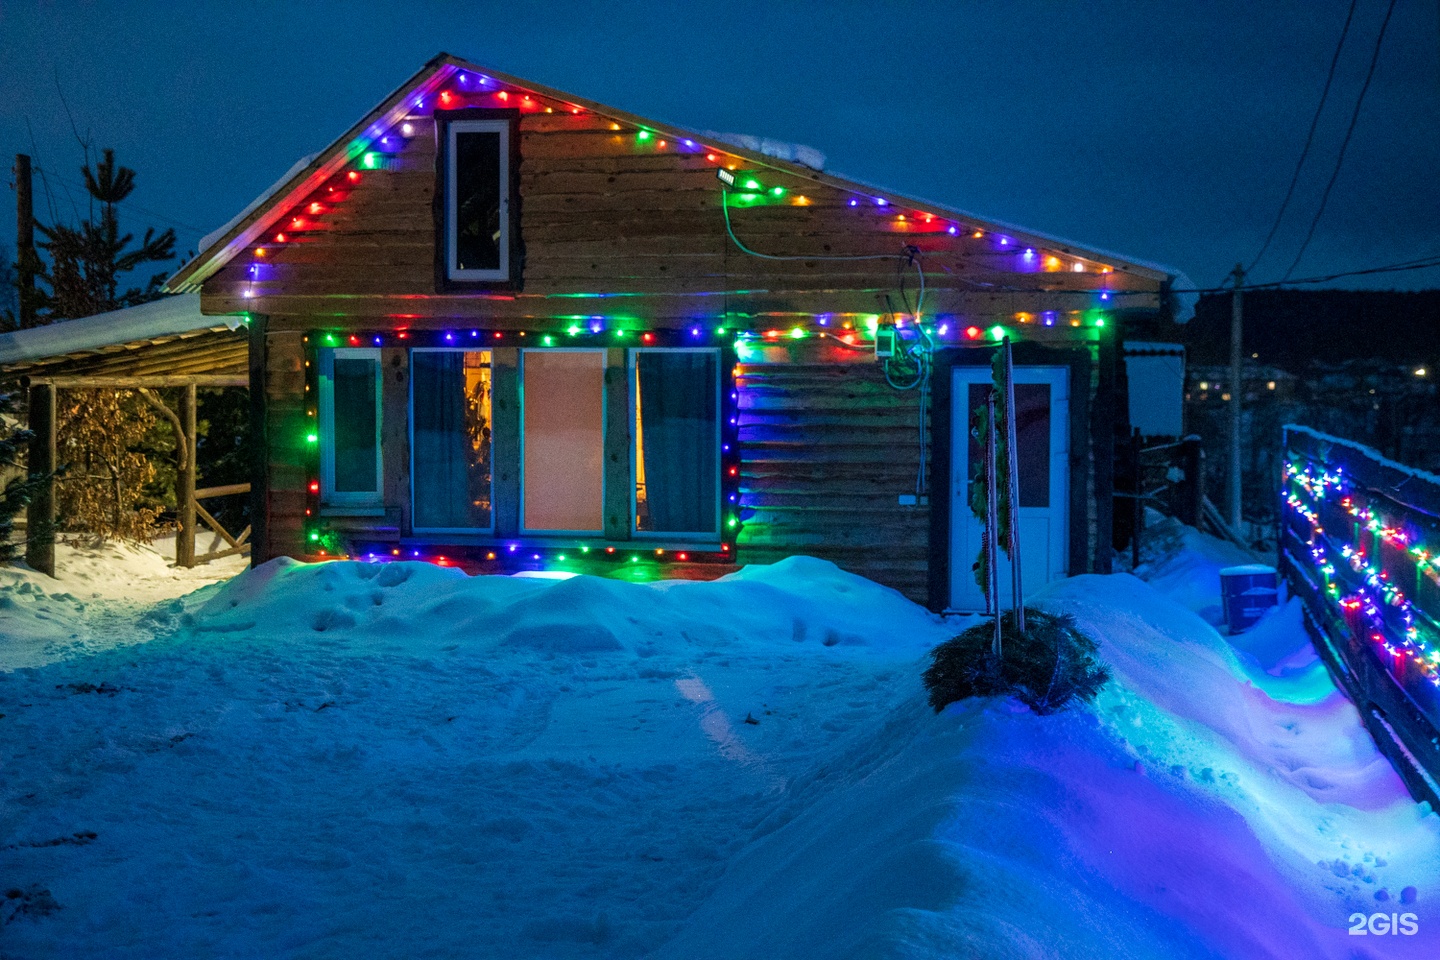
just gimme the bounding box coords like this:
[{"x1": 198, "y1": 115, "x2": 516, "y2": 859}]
[{"x1": 927, "y1": 342, "x2": 1093, "y2": 612}]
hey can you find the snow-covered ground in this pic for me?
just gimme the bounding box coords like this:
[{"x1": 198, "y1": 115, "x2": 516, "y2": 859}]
[{"x1": 1, "y1": 528, "x2": 1437, "y2": 957}]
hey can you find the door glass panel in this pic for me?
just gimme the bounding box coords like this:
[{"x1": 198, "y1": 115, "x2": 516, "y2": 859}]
[
  {"x1": 966, "y1": 381, "x2": 1051, "y2": 507},
  {"x1": 523, "y1": 351, "x2": 605, "y2": 531}
]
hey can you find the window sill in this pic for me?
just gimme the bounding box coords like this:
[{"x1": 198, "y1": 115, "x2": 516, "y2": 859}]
[{"x1": 320, "y1": 506, "x2": 386, "y2": 518}]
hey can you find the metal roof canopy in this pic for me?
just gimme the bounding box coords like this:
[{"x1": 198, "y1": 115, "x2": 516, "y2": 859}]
[{"x1": 0, "y1": 294, "x2": 249, "y2": 388}]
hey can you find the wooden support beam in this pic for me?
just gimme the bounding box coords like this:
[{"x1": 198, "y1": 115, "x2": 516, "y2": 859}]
[
  {"x1": 178, "y1": 384, "x2": 197, "y2": 568},
  {"x1": 195, "y1": 500, "x2": 241, "y2": 549},
  {"x1": 25, "y1": 383, "x2": 56, "y2": 577},
  {"x1": 30, "y1": 375, "x2": 248, "y2": 389},
  {"x1": 195, "y1": 483, "x2": 252, "y2": 499},
  {"x1": 247, "y1": 314, "x2": 269, "y2": 567}
]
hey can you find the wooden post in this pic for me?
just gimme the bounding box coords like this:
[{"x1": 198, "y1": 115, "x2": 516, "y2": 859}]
[
  {"x1": 1180, "y1": 436, "x2": 1204, "y2": 528},
  {"x1": 1002, "y1": 339, "x2": 1024, "y2": 633},
  {"x1": 177, "y1": 383, "x2": 197, "y2": 567},
  {"x1": 1229, "y1": 265, "x2": 1245, "y2": 535},
  {"x1": 25, "y1": 383, "x2": 56, "y2": 576},
  {"x1": 247, "y1": 315, "x2": 269, "y2": 567},
  {"x1": 1130, "y1": 428, "x2": 1143, "y2": 570},
  {"x1": 986, "y1": 390, "x2": 1001, "y2": 659},
  {"x1": 14, "y1": 154, "x2": 37, "y2": 330}
]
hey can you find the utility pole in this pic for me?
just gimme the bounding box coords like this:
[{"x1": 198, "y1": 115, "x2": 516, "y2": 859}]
[
  {"x1": 14, "y1": 154, "x2": 37, "y2": 330},
  {"x1": 1229, "y1": 263, "x2": 1244, "y2": 536}
]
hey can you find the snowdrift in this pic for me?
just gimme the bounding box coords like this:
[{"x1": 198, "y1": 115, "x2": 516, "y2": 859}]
[{"x1": 2, "y1": 547, "x2": 1437, "y2": 958}]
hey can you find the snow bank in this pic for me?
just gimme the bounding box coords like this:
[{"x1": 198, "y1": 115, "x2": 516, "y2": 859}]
[
  {"x1": 0, "y1": 539, "x2": 244, "y2": 671},
  {"x1": 658, "y1": 572, "x2": 1439, "y2": 960},
  {"x1": 3, "y1": 542, "x2": 1437, "y2": 958}
]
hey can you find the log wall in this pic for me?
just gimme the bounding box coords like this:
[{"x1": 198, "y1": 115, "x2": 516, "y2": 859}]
[{"x1": 213, "y1": 93, "x2": 1147, "y2": 600}]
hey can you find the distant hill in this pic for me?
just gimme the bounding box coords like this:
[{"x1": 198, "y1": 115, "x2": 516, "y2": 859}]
[{"x1": 1173, "y1": 290, "x2": 1440, "y2": 367}]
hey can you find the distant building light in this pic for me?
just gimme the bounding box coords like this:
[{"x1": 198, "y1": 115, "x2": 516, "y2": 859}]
[
  {"x1": 1221, "y1": 393, "x2": 1231, "y2": 401},
  {"x1": 1267, "y1": 380, "x2": 1276, "y2": 390},
  {"x1": 1199, "y1": 381, "x2": 1209, "y2": 390},
  {"x1": 1416, "y1": 367, "x2": 1428, "y2": 377}
]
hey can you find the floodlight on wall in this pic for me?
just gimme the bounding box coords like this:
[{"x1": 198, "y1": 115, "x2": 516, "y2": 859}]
[{"x1": 716, "y1": 168, "x2": 736, "y2": 187}]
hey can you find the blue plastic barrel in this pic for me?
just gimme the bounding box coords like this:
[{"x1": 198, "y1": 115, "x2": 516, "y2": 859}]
[{"x1": 1219, "y1": 564, "x2": 1279, "y2": 634}]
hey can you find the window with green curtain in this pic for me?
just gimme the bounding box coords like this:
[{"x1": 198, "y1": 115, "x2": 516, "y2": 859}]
[{"x1": 320, "y1": 347, "x2": 381, "y2": 507}]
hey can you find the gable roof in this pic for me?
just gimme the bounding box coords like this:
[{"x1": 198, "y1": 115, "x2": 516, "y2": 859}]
[{"x1": 166, "y1": 53, "x2": 1194, "y2": 319}]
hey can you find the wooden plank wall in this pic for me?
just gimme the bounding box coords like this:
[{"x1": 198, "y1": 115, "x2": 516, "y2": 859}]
[
  {"x1": 206, "y1": 88, "x2": 1152, "y2": 596},
  {"x1": 736, "y1": 340, "x2": 930, "y2": 602},
  {"x1": 261, "y1": 331, "x2": 308, "y2": 561},
  {"x1": 202, "y1": 111, "x2": 1162, "y2": 323}
]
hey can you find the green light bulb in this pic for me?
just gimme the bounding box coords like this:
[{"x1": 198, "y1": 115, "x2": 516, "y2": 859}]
[
  {"x1": 789, "y1": 328, "x2": 806, "y2": 339},
  {"x1": 727, "y1": 516, "x2": 738, "y2": 529},
  {"x1": 580, "y1": 546, "x2": 590, "y2": 554},
  {"x1": 770, "y1": 186, "x2": 785, "y2": 197},
  {"x1": 743, "y1": 179, "x2": 761, "y2": 190},
  {"x1": 542, "y1": 335, "x2": 554, "y2": 346},
  {"x1": 557, "y1": 554, "x2": 566, "y2": 561},
  {"x1": 990, "y1": 325, "x2": 1006, "y2": 341},
  {"x1": 308, "y1": 531, "x2": 320, "y2": 542},
  {"x1": 637, "y1": 130, "x2": 651, "y2": 141},
  {"x1": 306, "y1": 433, "x2": 318, "y2": 444},
  {"x1": 566, "y1": 324, "x2": 581, "y2": 336}
]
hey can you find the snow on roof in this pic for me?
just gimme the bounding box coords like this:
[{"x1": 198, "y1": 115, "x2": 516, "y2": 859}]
[
  {"x1": 705, "y1": 133, "x2": 826, "y2": 170},
  {"x1": 0, "y1": 294, "x2": 243, "y2": 367},
  {"x1": 194, "y1": 153, "x2": 320, "y2": 256}
]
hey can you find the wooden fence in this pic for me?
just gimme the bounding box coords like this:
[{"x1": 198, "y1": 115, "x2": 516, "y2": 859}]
[{"x1": 1279, "y1": 425, "x2": 1440, "y2": 806}]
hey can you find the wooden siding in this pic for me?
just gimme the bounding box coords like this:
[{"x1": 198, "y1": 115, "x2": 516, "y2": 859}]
[
  {"x1": 214, "y1": 82, "x2": 1152, "y2": 601},
  {"x1": 736, "y1": 340, "x2": 930, "y2": 602},
  {"x1": 202, "y1": 110, "x2": 1160, "y2": 325}
]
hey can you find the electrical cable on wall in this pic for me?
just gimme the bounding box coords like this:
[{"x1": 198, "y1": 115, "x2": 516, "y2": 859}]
[{"x1": 720, "y1": 180, "x2": 939, "y2": 495}]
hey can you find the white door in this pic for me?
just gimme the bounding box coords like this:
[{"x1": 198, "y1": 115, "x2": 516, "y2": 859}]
[{"x1": 949, "y1": 365, "x2": 1069, "y2": 612}]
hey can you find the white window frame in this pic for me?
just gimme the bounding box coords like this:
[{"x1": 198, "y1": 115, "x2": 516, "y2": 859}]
[
  {"x1": 318, "y1": 347, "x2": 383, "y2": 513},
  {"x1": 628, "y1": 347, "x2": 724, "y2": 542},
  {"x1": 445, "y1": 118, "x2": 511, "y2": 282},
  {"x1": 408, "y1": 347, "x2": 496, "y2": 535},
  {"x1": 519, "y1": 348, "x2": 607, "y2": 537}
]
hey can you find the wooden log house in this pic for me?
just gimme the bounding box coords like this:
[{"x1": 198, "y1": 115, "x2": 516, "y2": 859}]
[{"x1": 163, "y1": 53, "x2": 1192, "y2": 611}]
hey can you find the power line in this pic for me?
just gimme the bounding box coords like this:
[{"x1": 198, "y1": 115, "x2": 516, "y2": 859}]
[
  {"x1": 31, "y1": 166, "x2": 209, "y2": 234},
  {"x1": 1247, "y1": 0, "x2": 1359, "y2": 274},
  {"x1": 1282, "y1": 0, "x2": 1401, "y2": 281}
]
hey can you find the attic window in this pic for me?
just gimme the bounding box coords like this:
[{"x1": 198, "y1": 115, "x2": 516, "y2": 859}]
[{"x1": 442, "y1": 115, "x2": 514, "y2": 283}]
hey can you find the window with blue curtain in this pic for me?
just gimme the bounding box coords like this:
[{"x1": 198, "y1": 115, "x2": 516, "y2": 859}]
[
  {"x1": 411, "y1": 349, "x2": 493, "y2": 531},
  {"x1": 633, "y1": 349, "x2": 720, "y2": 537}
]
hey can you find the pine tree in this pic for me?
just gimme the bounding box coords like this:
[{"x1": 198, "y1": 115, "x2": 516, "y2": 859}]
[
  {"x1": 26, "y1": 149, "x2": 177, "y2": 543},
  {"x1": 36, "y1": 149, "x2": 176, "y2": 322}
]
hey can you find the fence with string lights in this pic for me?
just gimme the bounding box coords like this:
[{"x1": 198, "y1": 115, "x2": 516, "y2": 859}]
[{"x1": 1279, "y1": 424, "x2": 1440, "y2": 802}]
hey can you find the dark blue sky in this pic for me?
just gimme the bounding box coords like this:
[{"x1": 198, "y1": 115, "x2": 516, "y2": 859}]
[{"x1": 2, "y1": 0, "x2": 1438, "y2": 292}]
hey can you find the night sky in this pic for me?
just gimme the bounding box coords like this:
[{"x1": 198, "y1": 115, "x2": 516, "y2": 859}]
[{"x1": 2, "y1": 0, "x2": 1437, "y2": 293}]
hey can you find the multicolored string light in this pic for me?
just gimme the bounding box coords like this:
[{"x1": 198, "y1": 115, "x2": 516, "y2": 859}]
[{"x1": 1284, "y1": 460, "x2": 1440, "y2": 687}]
